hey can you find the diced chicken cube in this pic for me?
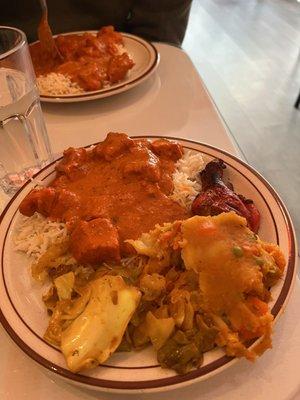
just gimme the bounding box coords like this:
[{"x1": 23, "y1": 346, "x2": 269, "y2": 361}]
[
  {"x1": 151, "y1": 139, "x2": 183, "y2": 161},
  {"x1": 122, "y1": 147, "x2": 161, "y2": 182},
  {"x1": 50, "y1": 189, "x2": 81, "y2": 222},
  {"x1": 70, "y1": 218, "x2": 120, "y2": 264},
  {"x1": 56, "y1": 147, "x2": 88, "y2": 180},
  {"x1": 19, "y1": 188, "x2": 56, "y2": 217},
  {"x1": 80, "y1": 195, "x2": 111, "y2": 221},
  {"x1": 93, "y1": 132, "x2": 134, "y2": 161},
  {"x1": 19, "y1": 187, "x2": 81, "y2": 223},
  {"x1": 107, "y1": 53, "x2": 134, "y2": 83}
]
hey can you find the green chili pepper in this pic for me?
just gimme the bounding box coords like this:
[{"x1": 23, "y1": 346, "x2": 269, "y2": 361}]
[
  {"x1": 232, "y1": 245, "x2": 243, "y2": 257},
  {"x1": 254, "y1": 256, "x2": 264, "y2": 266}
]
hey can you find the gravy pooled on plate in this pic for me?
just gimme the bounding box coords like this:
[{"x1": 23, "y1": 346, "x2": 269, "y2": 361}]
[{"x1": 19, "y1": 133, "x2": 188, "y2": 264}]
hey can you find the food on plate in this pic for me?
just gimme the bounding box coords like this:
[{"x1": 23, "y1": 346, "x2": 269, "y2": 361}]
[
  {"x1": 15, "y1": 134, "x2": 285, "y2": 375},
  {"x1": 19, "y1": 133, "x2": 188, "y2": 264},
  {"x1": 58, "y1": 275, "x2": 141, "y2": 373},
  {"x1": 128, "y1": 212, "x2": 284, "y2": 368},
  {"x1": 180, "y1": 213, "x2": 284, "y2": 359},
  {"x1": 191, "y1": 159, "x2": 261, "y2": 233},
  {"x1": 30, "y1": 26, "x2": 135, "y2": 95}
]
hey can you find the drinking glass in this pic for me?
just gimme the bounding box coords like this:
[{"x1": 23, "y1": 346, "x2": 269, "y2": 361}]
[{"x1": 0, "y1": 26, "x2": 52, "y2": 195}]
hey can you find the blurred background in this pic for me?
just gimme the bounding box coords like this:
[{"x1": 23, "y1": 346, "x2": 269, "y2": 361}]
[{"x1": 183, "y1": 0, "x2": 300, "y2": 243}]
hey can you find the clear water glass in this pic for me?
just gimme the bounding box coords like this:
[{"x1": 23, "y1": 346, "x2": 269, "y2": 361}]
[{"x1": 0, "y1": 26, "x2": 52, "y2": 195}]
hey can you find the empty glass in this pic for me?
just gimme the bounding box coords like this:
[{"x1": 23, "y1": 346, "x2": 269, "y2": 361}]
[{"x1": 0, "y1": 26, "x2": 52, "y2": 195}]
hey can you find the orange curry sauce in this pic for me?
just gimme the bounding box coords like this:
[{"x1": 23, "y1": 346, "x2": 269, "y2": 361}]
[
  {"x1": 29, "y1": 26, "x2": 134, "y2": 91},
  {"x1": 19, "y1": 133, "x2": 189, "y2": 264}
]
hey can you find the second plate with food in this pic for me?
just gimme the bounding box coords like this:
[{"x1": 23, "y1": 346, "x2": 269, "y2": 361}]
[
  {"x1": 33, "y1": 32, "x2": 159, "y2": 103},
  {"x1": 0, "y1": 137, "x2": 297, "y2": 393}
]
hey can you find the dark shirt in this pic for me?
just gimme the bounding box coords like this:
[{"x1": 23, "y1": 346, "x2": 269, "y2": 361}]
[{"x1": 1, "y1": 0, "x2": 192, "y2": 45}]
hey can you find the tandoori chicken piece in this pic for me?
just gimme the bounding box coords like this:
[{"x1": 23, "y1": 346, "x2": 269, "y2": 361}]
[
  {"x1": 191, "y1": 159, "x2": 260, "y2": 233},
  {"x1": 93, "y1": 132, "x2": 135, "y2": 161},
  {"x1": 107, "y1": 53, "x2": 135, "y2": 83},
  {"x1": 19, "y1": 187, "x2": 57, "y2": 217}
]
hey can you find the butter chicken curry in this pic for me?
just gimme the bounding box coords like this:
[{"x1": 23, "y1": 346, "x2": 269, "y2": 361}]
[
  {"x1": 19, "y1": 133, "x2": 188, "y2": 264},
  {"x1": 30, "y1": 26, "x2": 134, "y2": 91}
]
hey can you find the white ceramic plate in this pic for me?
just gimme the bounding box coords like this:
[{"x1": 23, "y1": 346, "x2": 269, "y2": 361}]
[
  {"x1": 0, "y1": 137, "x2": 297, "y2": 393},
  {"x1": 33, "y1": 32, "x2": 160, "y2": 103}
]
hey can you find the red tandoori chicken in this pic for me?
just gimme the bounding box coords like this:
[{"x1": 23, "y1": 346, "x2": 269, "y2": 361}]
[{"x1": 191, "y1": 159, "x2": 261, "y2": 233}]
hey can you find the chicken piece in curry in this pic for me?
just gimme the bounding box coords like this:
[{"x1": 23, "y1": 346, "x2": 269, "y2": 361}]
[
  {"x1": 30, "y1": 26, "x2": 134, "y2": 91},
  {"x1": 19, "y1": 133, "x2": 188, "y2": 264}
]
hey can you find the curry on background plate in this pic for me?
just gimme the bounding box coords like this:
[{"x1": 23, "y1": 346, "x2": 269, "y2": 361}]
[{"x1": 30, "y1": 26, "x2": 135, "y2": 95}]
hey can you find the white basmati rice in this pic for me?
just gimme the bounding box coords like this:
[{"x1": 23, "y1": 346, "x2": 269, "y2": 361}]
[
  {"x1": 14, "y1": 150, "x2": 206, "y2": 258},
  {"x1": 170, "y1": 150, "x2": 205, "y2": 209},
  {"x1": 37, "y1": 73, "x2": 84, "y2": 96},
  {"x1": 14, "y1": 213, "x2": 68, "y2": 260}
]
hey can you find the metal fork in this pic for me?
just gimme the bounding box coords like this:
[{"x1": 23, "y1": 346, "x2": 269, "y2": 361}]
[{"x1": 38, "y1": 0, "x2": 63, "y2": 60}]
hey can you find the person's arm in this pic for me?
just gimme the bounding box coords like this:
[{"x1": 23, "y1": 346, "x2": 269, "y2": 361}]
[
  {"x1": 126, "y1": 0, "x2": 192, "y2": 46},
  {"x1": 0, "y1": 0, "x2": 131, "y2": 43}
]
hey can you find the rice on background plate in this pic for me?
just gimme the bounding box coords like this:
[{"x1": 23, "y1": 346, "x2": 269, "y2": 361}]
[{"x1": 37, "y1": 73, "x2": 84, "y2": 96}]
